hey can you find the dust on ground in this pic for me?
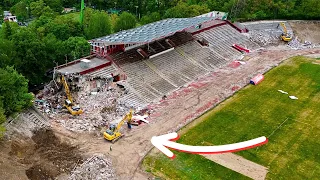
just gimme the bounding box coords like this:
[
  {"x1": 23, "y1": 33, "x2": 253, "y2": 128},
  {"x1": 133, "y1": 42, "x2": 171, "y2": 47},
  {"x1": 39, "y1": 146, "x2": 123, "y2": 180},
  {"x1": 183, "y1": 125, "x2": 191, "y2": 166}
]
[
  {"x1": 289, "y1": 21, "x2": 320, "y2": 44},
  {"x1": 0, "y1": 128, "x2": 83, "y2": 180}
]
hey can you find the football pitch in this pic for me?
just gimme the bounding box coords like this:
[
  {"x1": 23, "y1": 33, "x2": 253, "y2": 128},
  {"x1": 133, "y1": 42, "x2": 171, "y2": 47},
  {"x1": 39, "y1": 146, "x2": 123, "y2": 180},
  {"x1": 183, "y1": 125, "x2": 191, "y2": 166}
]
[{"x1": 143, "y1": 56, "x2": 320, "y2": 179}]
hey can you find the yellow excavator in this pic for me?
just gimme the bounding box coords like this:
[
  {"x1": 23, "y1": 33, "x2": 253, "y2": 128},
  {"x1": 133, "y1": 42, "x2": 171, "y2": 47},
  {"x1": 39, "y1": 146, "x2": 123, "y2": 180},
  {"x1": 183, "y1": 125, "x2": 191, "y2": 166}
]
[
  {"x1": 104, "y1": 110, "x2": 133, "y2": 143},
  {"x1": 61, "y1": 75, "x2": 83, "y2": 115},
  {"x1": 279, "y1": 22, "x2": 292, "y2": 42}
]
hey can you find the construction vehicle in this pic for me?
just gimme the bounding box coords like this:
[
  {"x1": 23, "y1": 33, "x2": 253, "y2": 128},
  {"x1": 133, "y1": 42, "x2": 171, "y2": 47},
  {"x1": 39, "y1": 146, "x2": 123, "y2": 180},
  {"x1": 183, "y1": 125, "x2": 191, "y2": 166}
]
[
  {"x1": 103, "y1": 110, "x2": 133, "y2": 143},
  {"x1": 61, "y1": 75, "x2": 83, "y2": 115},
  {"x1": 279, "y1": 22, "x2": 292, "y2": 42}
]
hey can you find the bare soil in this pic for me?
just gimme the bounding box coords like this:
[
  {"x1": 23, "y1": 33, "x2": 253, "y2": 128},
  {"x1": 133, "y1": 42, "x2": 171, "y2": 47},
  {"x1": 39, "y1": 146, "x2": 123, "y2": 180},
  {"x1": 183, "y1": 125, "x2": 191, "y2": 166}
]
[
  {"x1": 0, "y1": 128, "x2": 83, "y2": 180},
  {"x1": 202, "y1": 153, "x2": 268, "y2": 180},
  {"x1": 289, "y1": 21, "x2": 320, "y2": 43}
]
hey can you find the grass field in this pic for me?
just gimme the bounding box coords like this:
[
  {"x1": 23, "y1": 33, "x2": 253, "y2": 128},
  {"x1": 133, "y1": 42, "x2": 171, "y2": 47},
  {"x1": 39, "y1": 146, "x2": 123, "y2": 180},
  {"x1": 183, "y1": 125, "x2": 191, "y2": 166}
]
[{"x1": 143, "y1": 56, "x2": 320, "y2": 179}]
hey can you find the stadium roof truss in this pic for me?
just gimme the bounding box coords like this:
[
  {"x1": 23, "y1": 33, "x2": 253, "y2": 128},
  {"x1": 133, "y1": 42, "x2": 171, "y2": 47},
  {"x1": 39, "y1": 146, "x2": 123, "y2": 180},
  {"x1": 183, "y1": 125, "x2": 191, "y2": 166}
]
[{"x1": 89, "y1": 17, "x2": 216, "y2": 46}]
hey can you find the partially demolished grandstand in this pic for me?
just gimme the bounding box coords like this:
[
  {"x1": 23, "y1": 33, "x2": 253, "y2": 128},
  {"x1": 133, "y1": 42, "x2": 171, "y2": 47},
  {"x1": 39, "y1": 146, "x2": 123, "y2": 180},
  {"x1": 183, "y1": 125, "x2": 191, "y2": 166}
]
[{"x1": 35, "y1": 17, "x2": 298, "y2": 132}]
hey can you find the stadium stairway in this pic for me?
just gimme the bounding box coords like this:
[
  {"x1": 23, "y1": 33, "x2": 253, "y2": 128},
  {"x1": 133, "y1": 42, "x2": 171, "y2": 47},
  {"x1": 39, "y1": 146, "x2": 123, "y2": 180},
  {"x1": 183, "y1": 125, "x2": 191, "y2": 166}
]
[
  {"x1": 111, "y1": 26, "x2": 260, "y2": 107},
  {"x1": 5, "y1": 106, "x2": 50, "y2": 138},
  {"x1": 194, "y1": 24, "x2": 260, "y2": 60}
]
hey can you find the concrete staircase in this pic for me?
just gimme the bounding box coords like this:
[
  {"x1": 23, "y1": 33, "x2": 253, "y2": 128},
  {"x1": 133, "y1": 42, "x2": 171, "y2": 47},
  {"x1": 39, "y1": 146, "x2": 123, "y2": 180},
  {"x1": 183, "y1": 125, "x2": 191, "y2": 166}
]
[{"x1": 5, "y1": 106, "x2": 50, "y2": 138}]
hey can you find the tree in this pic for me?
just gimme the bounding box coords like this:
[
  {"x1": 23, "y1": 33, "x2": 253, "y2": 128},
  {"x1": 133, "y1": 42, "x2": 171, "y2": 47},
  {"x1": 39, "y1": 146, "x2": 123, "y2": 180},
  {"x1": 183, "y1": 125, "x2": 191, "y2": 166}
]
[
  {"x1": 11, "y1": 28, "x2": 49, "y2": 86},
  {"x1": 84, "y1": 11, "x2": 112, "y2": 39},
  {"x1": 10, "y1": 0, "x2": 29, "y2": 21},
  {"x1": 0, "y1": 39, "x2": 15, "y2": 68},
  {"x1": 300, "y1": 0, "x2": 320, "y2": 19},
  {"x1": 30, "y1": 0, "x2": 55, "y2": 18},
  {"x1": 44, "y1": 0, "x2": 63, "y2": 13},
  {"x1": 0, "y1": 66, "x2": 33, "y2": 116},
  {"x1": 63, "y1": 36, "x2": 90, "y2": 61},
  {"x1": 114, "y1": 12, "x2": 136, "y2": 32},
  {"x1": 43, "y1": 33, "x2": 65, "y2": 65},
  {"x1": 164, "y1": 2, "x2": 209, "y2": 18},
  {"x1": 0, "y1": 21, "x2": 19, "y2": 40},
  {"x1": 44, "y1": 15, "x2": 83, "y2": 41},
  {"x1": 140, "y1": 12, "x2": 161, "y2": 25}
]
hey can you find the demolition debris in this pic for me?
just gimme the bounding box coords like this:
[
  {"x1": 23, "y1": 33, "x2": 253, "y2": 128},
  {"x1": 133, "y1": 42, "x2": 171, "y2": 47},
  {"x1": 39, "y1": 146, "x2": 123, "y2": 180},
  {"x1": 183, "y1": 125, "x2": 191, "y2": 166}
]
[{"x1": 69, "y1": 155, "x2": 116, "y2": 180}]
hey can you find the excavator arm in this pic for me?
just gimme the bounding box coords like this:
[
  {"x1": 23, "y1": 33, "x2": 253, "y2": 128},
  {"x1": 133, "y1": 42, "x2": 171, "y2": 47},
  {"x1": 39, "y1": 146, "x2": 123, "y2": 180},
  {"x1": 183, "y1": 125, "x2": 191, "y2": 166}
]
[
  {"x1": 279, "y1": 22, "x2": 292, "y2": 42},
  {"x1": 61, "y1": 75, "x2": 73, "y2": 103},
  {"x1": 115, "y1": 110, "x2": 133, "y2": 132},
  {"x1": 280, "y1": 22, "x2": 287, "y2": 34},
  {"x1": 61, "y1": 75, "x2": 83, "y2": 115}
]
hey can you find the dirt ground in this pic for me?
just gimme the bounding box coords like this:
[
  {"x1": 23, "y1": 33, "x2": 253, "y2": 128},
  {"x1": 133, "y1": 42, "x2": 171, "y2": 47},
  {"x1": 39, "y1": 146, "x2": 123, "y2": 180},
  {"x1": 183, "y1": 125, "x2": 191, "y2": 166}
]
[
  {"x1": 202, "y1": 153, "x2": 268, "y2": 180},
  {"x1": 1, "y1": 48, "x2": 320, "y2": 180},
  {"x1": 0, "y1": 128, "x2": 83, "y2": 180},
  {"x1": 289, "y1": 21, "x2": 320, "y2": 43},
  {"x1": 70, "y1": 48, "x2": 320, "y2": 180}
]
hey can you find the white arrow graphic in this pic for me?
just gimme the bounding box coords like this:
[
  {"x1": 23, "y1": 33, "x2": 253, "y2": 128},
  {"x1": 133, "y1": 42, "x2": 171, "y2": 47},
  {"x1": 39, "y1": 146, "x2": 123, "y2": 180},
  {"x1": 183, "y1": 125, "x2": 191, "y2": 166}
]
[{"x1": 151, "y1": 132, "x2": 268, "y2": 159}]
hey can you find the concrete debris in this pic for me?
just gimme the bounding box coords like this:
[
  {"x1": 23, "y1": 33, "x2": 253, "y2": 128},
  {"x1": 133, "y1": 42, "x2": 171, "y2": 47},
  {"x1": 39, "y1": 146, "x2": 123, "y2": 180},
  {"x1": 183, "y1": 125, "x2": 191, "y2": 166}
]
[
  {"x1": 35, "y1": 75, "x2": 136, "y2": 132},
  {"x1": 249, "y1": 30, "x2": 280, "y2": 46},
  {"x1": 69, "y1": 155, "x2": 117, "y2": 180},
  {"x1": 287, "y1": 37, "x2": 316, "y2": 49}
]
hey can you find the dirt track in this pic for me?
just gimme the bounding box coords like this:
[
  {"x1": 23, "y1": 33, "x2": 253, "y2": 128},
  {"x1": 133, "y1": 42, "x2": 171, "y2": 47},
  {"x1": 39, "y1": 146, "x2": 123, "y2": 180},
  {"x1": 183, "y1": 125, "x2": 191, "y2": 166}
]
[
  {"x1": 289, "y1": 21, "x2": 320, "y2": 43},
  {"x1": 68, "y1": 48, "x2": 320, "y2": 179}
]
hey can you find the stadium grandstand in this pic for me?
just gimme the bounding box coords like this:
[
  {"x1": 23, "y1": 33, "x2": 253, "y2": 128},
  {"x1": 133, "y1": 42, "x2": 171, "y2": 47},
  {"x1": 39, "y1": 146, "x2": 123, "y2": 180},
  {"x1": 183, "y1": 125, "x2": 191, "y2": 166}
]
[{"x1": 55, "y1": 14, "x2": 260, "y2": 108}]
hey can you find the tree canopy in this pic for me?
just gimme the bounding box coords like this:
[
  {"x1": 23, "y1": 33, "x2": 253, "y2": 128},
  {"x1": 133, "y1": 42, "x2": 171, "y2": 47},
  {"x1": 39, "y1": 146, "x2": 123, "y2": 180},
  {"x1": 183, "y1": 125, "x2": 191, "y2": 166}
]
[
  {"x1": 84, "y1": 9, "x2": 112, "y2": 39},
  {"x1": 0, "y1": 66, "x2": 33, "y2": 116},
  {"x1": 114, "y1": 12, "x2": 136, "y2": 32}
]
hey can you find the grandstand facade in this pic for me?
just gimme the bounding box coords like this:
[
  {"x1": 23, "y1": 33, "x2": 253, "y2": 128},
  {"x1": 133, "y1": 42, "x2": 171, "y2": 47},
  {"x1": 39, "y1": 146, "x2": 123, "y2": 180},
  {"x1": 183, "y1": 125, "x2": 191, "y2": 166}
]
[{"x1": 56, "y1": 17, "x2": 260, "y2": 108}]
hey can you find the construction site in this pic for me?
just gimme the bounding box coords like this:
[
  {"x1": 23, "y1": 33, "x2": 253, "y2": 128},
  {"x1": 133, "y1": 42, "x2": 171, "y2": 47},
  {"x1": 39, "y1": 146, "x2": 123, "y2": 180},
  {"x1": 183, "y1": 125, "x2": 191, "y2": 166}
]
[{"x1": 1, "y1": 11, "x2": 320, "y2": 179}]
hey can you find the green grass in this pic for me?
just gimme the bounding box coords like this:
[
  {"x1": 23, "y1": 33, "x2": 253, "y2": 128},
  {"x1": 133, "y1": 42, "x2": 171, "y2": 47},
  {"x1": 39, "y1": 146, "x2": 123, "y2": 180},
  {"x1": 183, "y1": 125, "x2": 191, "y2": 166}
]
[{"x1": 143, "y1": 56, "x2": 320, "y2": 179}]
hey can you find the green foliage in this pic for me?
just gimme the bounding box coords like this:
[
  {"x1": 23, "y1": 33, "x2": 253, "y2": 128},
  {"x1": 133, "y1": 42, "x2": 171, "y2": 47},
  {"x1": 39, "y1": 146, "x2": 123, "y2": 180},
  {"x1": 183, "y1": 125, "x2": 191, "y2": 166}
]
[
  {"x1": 114, "y1": 12, "x2": 136, "y2": 32},
  {"x1": 10, "y1": 27, "x2": 53, "y2": 86},
  {"x1": 84, "y1": 10, "x2": 112, "y2": 39},
  {"x1": 0, "y1": 39, "x2": 15, "y2": 68},
  {"x1": 0, "y1": 21, "x2": 19, "y2": 40},
  {"x1": 44, "y1": 0, "x2": 63, "y2": 13},
  {"x1": 44, "y1": 15, "x2": 83, "y2": 40},
  {"x1": 164, "y1": 2, "x2": 209, "y2": 18},
  {"x1": 140, "y1": 12, "x2": 161, "y2": 25},
  {"x1": 30, "y1": 0, "x2": 55, "y2": 18},
  {"x1": 10, "y1": 0, "x2": 29, "y2": 21},
  {"x1": 63, "y1": 36, "x2": 90, "y2": 60},
  {"x1": 0, "y1": 66, "x2": 33, "y2": 116},
  {"x1": 0, "y1": 99, "x2": 6, "y2": 124}
]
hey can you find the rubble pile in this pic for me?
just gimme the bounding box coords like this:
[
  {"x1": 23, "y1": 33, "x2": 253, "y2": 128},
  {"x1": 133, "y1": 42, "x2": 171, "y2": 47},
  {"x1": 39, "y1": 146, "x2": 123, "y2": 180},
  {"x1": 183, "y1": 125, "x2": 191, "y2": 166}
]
[
  {"x1": 287, "y1": 37, "x2": 316, "y2": 49},
  {"x1": 69, "y1": 155, "x2": 117, "y2": 180},
  {"x1": 58, "y1": 86, "x2": 131, "y2": 132},
  {"x1": 35, "y1": 76, "x2": 134, "y2": 132},
  {"x1": 249, "y1": 30, "x2": 280, "y2": 46}
]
